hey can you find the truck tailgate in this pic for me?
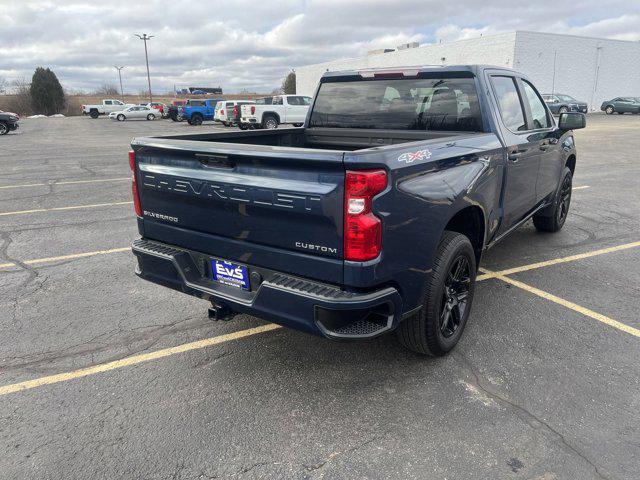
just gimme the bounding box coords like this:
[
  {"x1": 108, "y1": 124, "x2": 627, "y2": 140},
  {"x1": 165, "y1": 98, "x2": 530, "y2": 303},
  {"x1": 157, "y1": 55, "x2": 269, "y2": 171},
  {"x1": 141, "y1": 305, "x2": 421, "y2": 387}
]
[{"x1": 132, "y1": 139, "x2": 345, "y2": 283}]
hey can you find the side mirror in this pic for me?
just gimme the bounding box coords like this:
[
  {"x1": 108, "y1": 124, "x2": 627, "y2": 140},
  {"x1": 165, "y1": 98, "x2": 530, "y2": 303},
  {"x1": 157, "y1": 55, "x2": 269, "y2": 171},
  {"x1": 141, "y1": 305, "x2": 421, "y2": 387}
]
[{"x1": 558, "y1": 112, "x2": 586, "y2": 130}]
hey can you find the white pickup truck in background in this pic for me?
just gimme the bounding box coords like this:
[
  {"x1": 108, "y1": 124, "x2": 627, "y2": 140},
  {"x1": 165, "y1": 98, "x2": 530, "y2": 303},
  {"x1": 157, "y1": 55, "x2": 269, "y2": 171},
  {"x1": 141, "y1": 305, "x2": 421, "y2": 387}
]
[
  {"x1": 240, "y1": 94, "x2": 312, "y2": 129},
  {"x1": 82, "y1": 99, "x2": 136, "y2": 118}
]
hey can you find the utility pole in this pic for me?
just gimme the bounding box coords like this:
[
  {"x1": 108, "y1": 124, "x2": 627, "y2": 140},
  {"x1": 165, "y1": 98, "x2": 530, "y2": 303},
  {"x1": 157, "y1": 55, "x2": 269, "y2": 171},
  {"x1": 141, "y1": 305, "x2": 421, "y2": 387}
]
[
  {"x1": 590, "y1": 46, "x2": 603, "y2": 112},
  {"x1": 114, "y1": 66, "x2": 125, "y2": 102},
  {"x1": 551, "y1": 50, "x2": 557, "y2": 94},
  {"x1": 134, "y1": 33, "x2": 154, "y2": 103}
]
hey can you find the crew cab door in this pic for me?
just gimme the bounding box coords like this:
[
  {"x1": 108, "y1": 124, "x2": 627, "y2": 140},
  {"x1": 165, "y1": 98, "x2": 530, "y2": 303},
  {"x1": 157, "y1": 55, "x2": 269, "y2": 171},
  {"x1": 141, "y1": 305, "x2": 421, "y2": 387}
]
[
  {"x1": 518, "y1": 79, "x2": 563, "y2": 203},
  {"x1": 205, "y1": 101, "x2": 216, "y2": 119},
  {"x1": 488, "y1": 74, "x2": 540, "y2": 231},
  {"x1": 285, "y1": 96, "x2": 311, "y2": 123},
  {"x1": 272, "y1": 96, "x2": 285, "y2": 122}
]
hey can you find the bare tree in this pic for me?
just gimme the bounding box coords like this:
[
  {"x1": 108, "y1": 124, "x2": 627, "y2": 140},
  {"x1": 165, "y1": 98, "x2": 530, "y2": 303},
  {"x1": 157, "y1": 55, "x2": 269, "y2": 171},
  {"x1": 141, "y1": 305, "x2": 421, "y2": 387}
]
[
  {"x1": 94, "y1": 83, "x2": 120, "y2": 96},
  {"x1": 0, "y1": 76, "x2": 7, "y2": 94},
  {"x1": 4, "y1": 78, "x2": 33, "y2": 115}
]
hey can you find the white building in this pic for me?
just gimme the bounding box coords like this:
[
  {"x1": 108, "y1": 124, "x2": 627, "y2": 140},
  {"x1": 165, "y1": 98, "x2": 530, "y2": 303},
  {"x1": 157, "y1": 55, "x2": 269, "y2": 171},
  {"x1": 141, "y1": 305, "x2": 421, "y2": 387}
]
[{"x1": 296, "y1": 31, "x2": 640, "y2": 110}]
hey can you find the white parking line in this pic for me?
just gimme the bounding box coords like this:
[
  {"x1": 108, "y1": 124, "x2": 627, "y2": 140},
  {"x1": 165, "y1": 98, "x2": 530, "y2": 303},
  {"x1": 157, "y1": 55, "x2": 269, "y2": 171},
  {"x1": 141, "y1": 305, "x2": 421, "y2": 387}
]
[
  {"x1": 0, "y1": 247, "x2": 131, "y2": 269},
  {"x1": 0, "y1": 201, "x2": 133, "y2": 217},
  {"x1": 0, "y1": 177, "x2": 130, "y2": 190},
  {"x1": 573, "y1": 185, "x2": 590, "y2": 190}
]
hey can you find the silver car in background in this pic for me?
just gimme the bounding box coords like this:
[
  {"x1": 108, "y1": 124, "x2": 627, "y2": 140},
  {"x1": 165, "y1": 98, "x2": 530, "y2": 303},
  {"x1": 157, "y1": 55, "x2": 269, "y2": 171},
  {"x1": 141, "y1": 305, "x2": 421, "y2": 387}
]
[{"x1": 108, "y1": 105, "x2": 157, "y2": 122}]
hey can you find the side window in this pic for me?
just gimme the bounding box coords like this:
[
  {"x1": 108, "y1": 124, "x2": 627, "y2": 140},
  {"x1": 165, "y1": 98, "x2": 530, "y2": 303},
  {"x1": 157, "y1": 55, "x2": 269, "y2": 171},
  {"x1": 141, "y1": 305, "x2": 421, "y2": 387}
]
[
  {"x1": 301, "y1": 96, "x2": 312, "y2": 106},
  {"x1": 273, "y1": 96, "x2": 283, "y2": 105},
  {"x1": 287, "y1": 96, "x2": 299, "y2": 106},
  {"x1": 491, "y1": 76, "x2": 526, "y2": 132},
  {"x1": 104, "y1": 100, "x2": 113, "y2": 105},
  {"x1": 114, "y1": 100, "x2": 123, "y2": 105},
  {"x1": 522, "y1": 81, "x2": 551, "y2": 129}
]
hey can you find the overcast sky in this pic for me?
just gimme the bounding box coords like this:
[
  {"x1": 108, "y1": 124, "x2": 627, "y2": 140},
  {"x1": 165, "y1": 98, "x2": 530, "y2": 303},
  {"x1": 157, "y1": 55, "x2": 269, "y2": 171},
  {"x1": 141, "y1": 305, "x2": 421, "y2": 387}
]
[{"x1": 1, "y1": 0, "x2": 639, "y2": 94}]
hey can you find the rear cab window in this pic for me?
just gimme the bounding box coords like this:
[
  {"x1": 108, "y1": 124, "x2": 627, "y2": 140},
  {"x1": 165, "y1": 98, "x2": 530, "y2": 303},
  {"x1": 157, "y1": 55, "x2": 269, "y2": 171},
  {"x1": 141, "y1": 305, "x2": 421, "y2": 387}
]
[{"x1": 308, "y1": 76, "x2": 483, "y2": 131}]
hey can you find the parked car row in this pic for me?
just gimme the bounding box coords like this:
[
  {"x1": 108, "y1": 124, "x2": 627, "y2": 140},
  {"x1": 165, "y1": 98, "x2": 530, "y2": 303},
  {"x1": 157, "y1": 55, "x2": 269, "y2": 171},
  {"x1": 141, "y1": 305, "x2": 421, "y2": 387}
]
[
  {"x1": 542, "y1": 93, "x2": 640, "y2": 115},
  {"x1": 165, "y1": 94, "x2": 313, "y2": 129}
]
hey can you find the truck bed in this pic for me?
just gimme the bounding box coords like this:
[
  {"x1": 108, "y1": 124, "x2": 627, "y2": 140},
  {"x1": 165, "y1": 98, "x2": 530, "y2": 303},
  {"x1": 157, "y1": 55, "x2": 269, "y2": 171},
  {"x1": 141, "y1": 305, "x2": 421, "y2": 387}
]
[{"x1": 141, "y1": 126, "x2": 480, "y2": 152}]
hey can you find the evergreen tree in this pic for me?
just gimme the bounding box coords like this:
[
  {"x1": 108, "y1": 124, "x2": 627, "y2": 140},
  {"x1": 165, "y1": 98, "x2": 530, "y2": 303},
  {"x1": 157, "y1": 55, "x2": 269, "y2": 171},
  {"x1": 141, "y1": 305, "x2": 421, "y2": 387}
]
[
  {"x1": 30, "y1": 67, "x2": 65, "y2": 115},
  {"x1": 281, "y1": 71, "x2": 296, "y2": 94}
]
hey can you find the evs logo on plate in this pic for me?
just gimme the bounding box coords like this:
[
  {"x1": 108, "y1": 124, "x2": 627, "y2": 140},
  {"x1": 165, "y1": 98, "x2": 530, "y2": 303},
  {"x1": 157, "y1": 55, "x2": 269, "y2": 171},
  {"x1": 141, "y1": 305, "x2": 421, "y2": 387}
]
[
  {"x1": 398, "y1": 148, "x2": 432, "y2": 164},
  {"x1": 212, "y1": 259, "x2": 249, "y2": 289}
]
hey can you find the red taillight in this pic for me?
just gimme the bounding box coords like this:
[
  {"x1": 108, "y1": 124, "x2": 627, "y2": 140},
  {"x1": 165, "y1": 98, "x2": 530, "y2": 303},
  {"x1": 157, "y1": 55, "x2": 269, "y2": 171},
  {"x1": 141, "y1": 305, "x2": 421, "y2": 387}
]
[
  {"x1": 220, "y1": 109, "x2": 224, "y2": 115},
  {"x1": 129, "y1": 150, "x2": 142, "y2": 217},
  {"x1": 344, "y1": 169, "x2": 387, "y2": 261},
  {"x1": 233, "y1": 105, "x2": 238, "y2": 116},
  {"x1": 250, "y1": 106, "x2": 255, "y2": 115}
]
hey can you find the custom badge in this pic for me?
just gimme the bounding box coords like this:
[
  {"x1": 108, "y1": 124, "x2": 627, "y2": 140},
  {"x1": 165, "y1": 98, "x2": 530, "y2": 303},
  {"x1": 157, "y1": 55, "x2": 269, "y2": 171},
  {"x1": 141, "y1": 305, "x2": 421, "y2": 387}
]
[{"x1": 398, "y1": 148, "x2": 432, "y2": 164}]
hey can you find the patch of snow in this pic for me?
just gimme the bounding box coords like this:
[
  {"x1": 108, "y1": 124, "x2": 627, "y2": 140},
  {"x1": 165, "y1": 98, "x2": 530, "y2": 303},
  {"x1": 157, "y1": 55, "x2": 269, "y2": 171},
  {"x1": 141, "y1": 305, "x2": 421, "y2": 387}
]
[
  {"x1": 27, "y1": 114, "x2": 47, "y2": 118},
  {"x1": 49, "y1": 114, "x2": 65, "y2": 117}
]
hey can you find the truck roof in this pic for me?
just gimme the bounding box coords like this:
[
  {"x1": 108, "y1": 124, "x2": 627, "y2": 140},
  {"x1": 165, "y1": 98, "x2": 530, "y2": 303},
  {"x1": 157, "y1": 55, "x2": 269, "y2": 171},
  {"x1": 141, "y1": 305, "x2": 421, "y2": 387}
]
[{"x1": 321, "y1": 64, "x2": 518, "y2": 80}]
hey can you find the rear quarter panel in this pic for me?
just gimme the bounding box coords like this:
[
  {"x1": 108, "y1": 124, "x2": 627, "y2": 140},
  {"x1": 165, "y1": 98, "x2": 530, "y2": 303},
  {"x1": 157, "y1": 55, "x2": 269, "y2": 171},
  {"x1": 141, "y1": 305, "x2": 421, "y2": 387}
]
[{"x1": 344, "y1": 133, "x2": 505, "y2": 311}]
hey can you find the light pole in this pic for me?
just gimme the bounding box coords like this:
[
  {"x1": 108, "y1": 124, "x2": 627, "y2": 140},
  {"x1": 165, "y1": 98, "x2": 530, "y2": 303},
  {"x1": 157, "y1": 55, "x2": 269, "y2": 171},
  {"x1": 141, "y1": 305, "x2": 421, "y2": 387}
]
[
  {"x1": 114, "y1": 66, "x2": 125, "y2": 102},
  {"x1": 590, "y1": 46, "x2": 603, "y2": 112},
  {"x1": 551, "y1": 50, "x2": 557, "y2": 94},
  {"x1": 134, "y1": 33, "x2": 154, "y2": 103}
]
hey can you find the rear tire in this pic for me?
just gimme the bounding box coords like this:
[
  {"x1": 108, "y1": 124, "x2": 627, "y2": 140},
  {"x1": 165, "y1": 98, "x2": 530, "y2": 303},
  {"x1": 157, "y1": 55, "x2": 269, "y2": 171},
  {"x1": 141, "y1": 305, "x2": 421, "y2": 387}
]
[
  {"x1": 239, "y1": 124, "x2": 248, "y2": 130},
  {"x1": 146, "y1": 113, "x2": 155, "y2": 121},
  {"x1": 397, "y1": 231, "x2": 476, "y2": 356},
  {"x1": 191, "y1": 114, "x2": 203, "y2": 126},
  {"x1": 533, "y1": 167, "x2": 572, "y2": 233},
  {"x1": 90, "y1": 110, "x2": 99, "y2": 119},
  {"x1": 0, "y1": 122, "x2": 8, "y2": 135},
  {"x1": 263, "y1": 115, "x2": 278, "y2": 129}
]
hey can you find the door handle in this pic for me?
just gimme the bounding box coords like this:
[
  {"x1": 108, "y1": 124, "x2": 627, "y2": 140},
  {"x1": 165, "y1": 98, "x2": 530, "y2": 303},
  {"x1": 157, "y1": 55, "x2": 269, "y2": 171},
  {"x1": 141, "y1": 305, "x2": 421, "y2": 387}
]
[{"x1": 508, "y1": 151, "x2": 524, "y2": 162}]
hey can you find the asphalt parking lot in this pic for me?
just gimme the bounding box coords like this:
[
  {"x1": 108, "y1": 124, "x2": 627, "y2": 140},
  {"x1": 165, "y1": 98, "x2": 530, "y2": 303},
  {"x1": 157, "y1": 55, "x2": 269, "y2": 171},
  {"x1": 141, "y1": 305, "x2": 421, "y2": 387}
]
[{"x1": 1, "y1": 114, "x2": 639, "y2": 480}]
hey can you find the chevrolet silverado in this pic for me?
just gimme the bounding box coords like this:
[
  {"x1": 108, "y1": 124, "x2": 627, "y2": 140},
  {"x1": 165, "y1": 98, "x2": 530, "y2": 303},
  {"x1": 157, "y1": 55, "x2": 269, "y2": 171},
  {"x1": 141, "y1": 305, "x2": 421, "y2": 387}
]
[{"x1": 129, "y1": 65, "x2": 585, "y2": 355}]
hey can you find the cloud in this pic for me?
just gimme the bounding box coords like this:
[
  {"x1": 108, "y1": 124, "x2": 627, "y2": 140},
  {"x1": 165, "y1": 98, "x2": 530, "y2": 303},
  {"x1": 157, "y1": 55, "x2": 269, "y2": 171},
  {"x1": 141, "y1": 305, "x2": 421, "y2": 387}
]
[{"x1": 0, "y1": 0, "x2": 638, "y2": 93}]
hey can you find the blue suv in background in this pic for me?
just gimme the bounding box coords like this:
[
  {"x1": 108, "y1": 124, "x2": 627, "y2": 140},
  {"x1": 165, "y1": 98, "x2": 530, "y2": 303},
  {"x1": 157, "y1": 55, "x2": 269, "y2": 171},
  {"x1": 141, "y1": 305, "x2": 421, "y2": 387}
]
[{"x1": 181, "y1": 99, "x2": 222, "y2": 125}]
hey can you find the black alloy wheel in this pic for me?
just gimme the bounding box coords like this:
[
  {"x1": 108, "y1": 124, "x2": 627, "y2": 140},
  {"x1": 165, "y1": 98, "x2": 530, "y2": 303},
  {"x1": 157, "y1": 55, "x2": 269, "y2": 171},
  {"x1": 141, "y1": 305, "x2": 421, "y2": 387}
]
[
  {"x1": 556, "y1": 172, "x2": 572, "y2": 226},
  {"x1": 439, "y1": 255, "x2": 471, "y2": 338},
  {"x1": 533, "y1": 166, "x2": 572, "y2": 232},
  {"x1": 396, "y1": 231, "x2": 476, "y2": 356}
]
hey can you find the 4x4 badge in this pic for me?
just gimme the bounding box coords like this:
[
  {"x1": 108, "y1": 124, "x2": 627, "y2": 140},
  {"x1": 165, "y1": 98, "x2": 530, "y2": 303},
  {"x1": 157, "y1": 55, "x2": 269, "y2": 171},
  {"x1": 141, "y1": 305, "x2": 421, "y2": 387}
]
[{"x1": 398, "y1": 149, "x2": 432, "y2": 164}]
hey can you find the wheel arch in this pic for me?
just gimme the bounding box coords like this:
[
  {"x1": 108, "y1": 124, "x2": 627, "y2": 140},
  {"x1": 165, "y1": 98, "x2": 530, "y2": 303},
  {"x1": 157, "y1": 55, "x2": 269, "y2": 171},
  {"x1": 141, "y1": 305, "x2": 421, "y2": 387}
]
[
  {"x1": 565, "y1": 154, "x2": 576, "y2": 175},
  {"x1": 262, "y1": 111, "x2": 280, "y2": 123},
  {"x1": 443, "y1": 205, "x2": 486, "y2": 267}
]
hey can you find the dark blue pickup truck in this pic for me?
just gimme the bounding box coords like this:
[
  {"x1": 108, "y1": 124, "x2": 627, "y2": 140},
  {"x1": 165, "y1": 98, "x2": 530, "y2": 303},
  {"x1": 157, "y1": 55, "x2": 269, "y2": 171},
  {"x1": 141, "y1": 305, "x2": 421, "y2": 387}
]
[{"x1": 129, "y1": 65, "x2": 585, "y2": 355}]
